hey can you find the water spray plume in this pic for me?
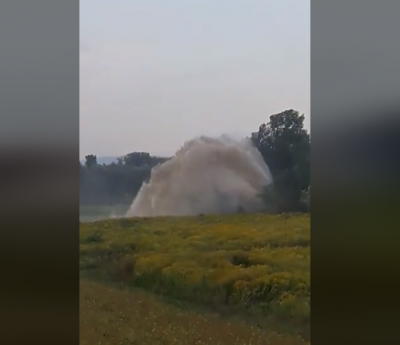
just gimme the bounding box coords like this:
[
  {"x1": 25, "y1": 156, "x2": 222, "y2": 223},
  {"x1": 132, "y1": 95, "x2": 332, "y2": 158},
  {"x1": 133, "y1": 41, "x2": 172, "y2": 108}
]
[{"x1": 125, "y1": 135, "x2": 272, "y2": 217}]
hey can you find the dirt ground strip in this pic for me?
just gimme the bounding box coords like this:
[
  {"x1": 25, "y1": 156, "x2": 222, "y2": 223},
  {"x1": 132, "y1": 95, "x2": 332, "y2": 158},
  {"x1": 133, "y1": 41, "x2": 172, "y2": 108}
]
[{"x1": 80, "y1": 279, "x2": 308, "y2": 345}]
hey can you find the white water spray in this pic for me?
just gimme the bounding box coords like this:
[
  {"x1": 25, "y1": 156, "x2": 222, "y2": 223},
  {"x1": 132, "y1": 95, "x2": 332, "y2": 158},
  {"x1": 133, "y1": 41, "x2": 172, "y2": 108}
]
[{"x1": 125, "y1": 135, "x2": 272, "y2": 217}]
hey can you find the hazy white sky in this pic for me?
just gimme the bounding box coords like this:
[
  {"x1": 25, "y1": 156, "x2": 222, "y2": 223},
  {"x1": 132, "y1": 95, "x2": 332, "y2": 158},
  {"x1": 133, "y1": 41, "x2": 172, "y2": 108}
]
[{"x1": 80, "y1": 0, "x2": 310, "y2": 158}]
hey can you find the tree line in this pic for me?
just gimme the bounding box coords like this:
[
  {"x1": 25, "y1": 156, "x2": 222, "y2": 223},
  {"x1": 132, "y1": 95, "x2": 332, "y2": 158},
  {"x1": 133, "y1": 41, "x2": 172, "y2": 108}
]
[{"x1": 80, "y1": 109, "x2": 310, "y2": 212}]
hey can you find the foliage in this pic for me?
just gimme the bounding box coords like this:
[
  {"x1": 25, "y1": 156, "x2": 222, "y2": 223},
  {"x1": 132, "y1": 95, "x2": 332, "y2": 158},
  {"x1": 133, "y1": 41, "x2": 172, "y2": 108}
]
[
  {"x1": 251, "y1": 110, "x2": 310, "y2": 212},
  {"x1": 80, "y1": 108, "x2": 310, "y2": 213},
  {"x1": 121, "y1": 151, "x2": 165, "y2": 167},
  {"x1": 80, "y1": 213, "x2": 310, "y2": 336},
  {"x1": 84, "y1": 154, "x2": 97, "y2": 168},
  {"x1": 79, "y1": 154, "x2": 168, "y2": 206}
]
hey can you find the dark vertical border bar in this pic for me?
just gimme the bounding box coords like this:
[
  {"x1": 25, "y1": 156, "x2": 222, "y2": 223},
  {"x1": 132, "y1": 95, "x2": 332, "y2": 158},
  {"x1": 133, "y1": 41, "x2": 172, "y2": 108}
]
[
  {"x1": 312, "y1": 1, "x2": 400, "y2": 344},
  {"x1": 0, "y1": 1, "x2": 79, "y2": 344}
]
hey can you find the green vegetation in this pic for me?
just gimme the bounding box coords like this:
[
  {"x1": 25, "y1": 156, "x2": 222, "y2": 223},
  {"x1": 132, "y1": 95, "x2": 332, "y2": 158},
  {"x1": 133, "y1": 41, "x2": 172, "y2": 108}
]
[
  {"x1": 80, "y1": 213, "x2": 310, "y2": 340},
  {"x1": 79, "y1": 109, "x2": 311, "y2": 343},
  {"x1": 80, "y1": 109, "x2": 311, "y2": 213},
  {"x1": 80, "y1": 279, "x2": 308, "y2": 345}
]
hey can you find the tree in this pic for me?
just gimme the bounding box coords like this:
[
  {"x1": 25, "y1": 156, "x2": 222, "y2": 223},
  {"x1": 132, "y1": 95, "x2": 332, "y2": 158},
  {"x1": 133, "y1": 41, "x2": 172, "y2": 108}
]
[
  {"x1": 123, "y1": 152, "x2": 152, "y2": 167},
  {"x1": 85, "y1": 154, "x2": 97, "y2": 168},
  {"x1": 251, "y1": 109, "x2": 310, "y2": 212},
  {"x1": 79, "y1": 152, "x2": 166, "y2": 206},
  {"x1": 79, "y1": 111, "x2": 310, "y2": 214}
]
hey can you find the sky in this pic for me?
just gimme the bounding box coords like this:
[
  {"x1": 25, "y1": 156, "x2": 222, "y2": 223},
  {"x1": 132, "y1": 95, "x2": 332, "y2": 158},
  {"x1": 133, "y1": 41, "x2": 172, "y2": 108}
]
[{"x1": 80, "y1": 0, "x2": 310, "y2": 158}]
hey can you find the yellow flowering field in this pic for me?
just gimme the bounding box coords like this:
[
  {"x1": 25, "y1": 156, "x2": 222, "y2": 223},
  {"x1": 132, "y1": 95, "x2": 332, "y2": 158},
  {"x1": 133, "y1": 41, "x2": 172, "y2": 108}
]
[{"x1": 80, "y1": 213, "x2": 310, "y2": 337}]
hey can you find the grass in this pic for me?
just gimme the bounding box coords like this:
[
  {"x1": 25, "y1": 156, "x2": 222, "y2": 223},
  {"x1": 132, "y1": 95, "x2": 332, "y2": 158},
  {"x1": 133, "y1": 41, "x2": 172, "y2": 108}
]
[
  {"x1": 80, "y1": 213, "x2": 310, "y2": 343},
  {"x1": 80, "y1": 278, "x2": 308, "y2": 345},
  {"x1": 80, "y1": 204, "x2": 130, "y2": 221}
]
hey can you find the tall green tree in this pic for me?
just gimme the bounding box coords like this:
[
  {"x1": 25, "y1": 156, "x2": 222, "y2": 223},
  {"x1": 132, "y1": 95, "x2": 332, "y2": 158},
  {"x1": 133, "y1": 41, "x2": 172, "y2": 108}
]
[{"x1": 251, "y1": 109, "x2": 310, "y2": 212}]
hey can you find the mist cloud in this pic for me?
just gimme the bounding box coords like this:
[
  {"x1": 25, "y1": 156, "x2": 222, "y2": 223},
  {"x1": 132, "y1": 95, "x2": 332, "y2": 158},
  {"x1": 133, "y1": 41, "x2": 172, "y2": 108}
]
[{"x1": 125, "y1": 135, "x2": 272, "y2": 217}]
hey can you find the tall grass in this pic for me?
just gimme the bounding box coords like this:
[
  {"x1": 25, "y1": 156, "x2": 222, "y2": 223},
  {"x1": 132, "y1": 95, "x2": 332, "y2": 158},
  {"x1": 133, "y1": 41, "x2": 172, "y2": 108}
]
[{"x1": 80, "y1": 213, "x2": 310, "y2": 338}]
